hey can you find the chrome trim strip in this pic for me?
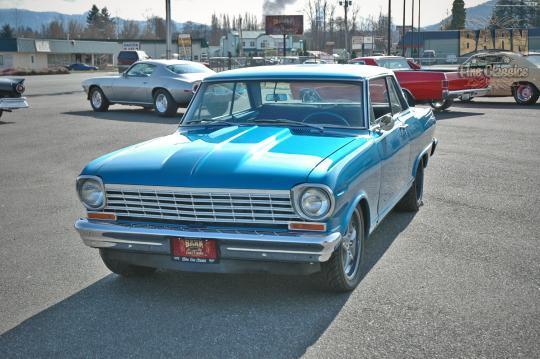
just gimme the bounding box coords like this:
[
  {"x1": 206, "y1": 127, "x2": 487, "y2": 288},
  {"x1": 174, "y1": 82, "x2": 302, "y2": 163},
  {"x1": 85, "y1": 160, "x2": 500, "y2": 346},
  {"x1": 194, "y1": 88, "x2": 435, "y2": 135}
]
[
  {"x1": 104, "y1": 184, "x2": 291, "y2": 196},
  {"x1": 225, "y1": 247, "x2": 322, "y2": 255},
  {"x1": 95, "y1": 238, "x2": 164, "y2": 246}
]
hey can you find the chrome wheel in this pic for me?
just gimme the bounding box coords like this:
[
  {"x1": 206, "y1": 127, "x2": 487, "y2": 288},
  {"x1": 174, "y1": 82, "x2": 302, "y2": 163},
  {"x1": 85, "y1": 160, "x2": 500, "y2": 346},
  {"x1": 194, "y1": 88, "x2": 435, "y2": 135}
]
[
  {"x1": 91, "y1": 90, "x2": 102, "y2": 108},
  {"x1": 341, "y1": 215, "x2": 361, "y2": 279},
  {"x1": 155, "y1": 93, "x2": 168, "y2": 113},
  {"x1": 516, "y1": 84, "x2": 533, "y2": 102}
]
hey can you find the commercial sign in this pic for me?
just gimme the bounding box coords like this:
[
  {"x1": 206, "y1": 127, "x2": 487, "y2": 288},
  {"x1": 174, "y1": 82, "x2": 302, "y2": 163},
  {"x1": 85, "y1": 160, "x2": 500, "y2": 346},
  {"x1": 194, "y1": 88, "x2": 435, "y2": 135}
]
[
  {"x1": 460, "y1": 29, "x2": 528, "y2": 56},
  {"x1": 177, "y1": 34, "x2": 192, "y2": 59},
  {"x1": 265, "y1": 15, "x2": 303, "y2": 35},
  {"x1": 35, "y1": 40, "x2": 51, "y2": 52},
  {"x1": 122, "y1": 42, "x2": 140, "y2": 50},
  {"x1": 351, "y1": 36, "x2": 363, "y2": 50}
]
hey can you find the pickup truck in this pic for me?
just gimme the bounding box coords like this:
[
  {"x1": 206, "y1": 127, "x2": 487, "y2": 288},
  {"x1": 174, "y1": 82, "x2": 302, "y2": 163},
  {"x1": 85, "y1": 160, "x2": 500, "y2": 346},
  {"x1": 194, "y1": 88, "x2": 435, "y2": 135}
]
[
  {"x1": 0, "y1": 78, "x2": 28, "y2": 118},
  {"x1": 350, "y1": 56, "x2": 490, "y2": 111}
]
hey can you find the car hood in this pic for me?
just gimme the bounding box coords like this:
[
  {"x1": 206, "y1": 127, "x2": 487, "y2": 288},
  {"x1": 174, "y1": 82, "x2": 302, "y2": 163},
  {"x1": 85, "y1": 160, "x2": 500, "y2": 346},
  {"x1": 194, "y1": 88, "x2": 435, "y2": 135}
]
[{"x1": 82, "y1": 126, "x2": 357, "y2": 190}]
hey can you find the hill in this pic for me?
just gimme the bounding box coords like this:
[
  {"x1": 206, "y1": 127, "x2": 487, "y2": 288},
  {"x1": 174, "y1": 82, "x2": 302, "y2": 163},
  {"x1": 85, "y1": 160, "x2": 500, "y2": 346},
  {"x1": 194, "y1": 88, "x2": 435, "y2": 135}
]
[{"x1": 424, "y1": 0, "x2": 497, "y2": 30}]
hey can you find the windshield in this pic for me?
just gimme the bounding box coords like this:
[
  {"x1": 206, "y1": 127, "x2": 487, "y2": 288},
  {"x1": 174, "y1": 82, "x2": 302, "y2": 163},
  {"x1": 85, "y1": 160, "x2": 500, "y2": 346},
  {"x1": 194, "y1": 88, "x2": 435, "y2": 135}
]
[
  {"x1": 527, "y1": 55, "x2": 540, "y2": 67},
  {"x1": 166, "y1": 63, "x2": 213, "y2": 74},
  {"x1": 376, "y1": 58, "x2": 412, "y2": 70},
  {"x1": 181, "y1": 80, "x2": 365, "y2": 129}
]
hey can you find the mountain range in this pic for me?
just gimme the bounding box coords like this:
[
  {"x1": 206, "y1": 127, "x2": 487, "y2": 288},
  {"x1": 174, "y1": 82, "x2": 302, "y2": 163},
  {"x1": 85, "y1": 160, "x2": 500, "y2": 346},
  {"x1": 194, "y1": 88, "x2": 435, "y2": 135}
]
[{"x1": 0, "y1": 1, "x2": 498, "y2": 34}]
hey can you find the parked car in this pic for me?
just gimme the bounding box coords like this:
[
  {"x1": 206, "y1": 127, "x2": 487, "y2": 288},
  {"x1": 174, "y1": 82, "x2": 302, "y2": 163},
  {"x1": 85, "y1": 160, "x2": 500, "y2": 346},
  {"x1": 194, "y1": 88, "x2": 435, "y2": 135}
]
[
  {"x1": 280, "y1": 56, "x2": 301, "y2": 64},
  {"x1": 74, "y1": 64, "x2": 437, "y2": 292},
  {"x1": 0, "y1": 78, "x2": 28, "y2": 118},
  {"x1": 117, "y1": 50, "x2": 150, "y2": 73},
  {"x1": 458, "y1": 51, "x2": 540, "y2": 105},
  {"x1": 68, "y1": 63, "x2": 98, "y2": 71},
  {"x1": 304, "y1": 59, "x2": 328, "y2": 64},
  {"x1": 82, "y1": 60, "x2": 215, "y2": 116},
  {"x1": 350, "y1": 56, "x2": 490, "y2": 111},
  {"x1": 421, "y1": 50, "x2": 436, "y2": 65},
  {"x1": 446, "y1": 54, "x2": 458, "y2": 64}
]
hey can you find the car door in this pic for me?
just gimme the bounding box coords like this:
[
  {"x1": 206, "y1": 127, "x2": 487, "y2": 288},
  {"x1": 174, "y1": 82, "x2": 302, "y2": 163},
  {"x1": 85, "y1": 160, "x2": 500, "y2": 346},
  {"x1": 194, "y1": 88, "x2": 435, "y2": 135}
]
[
  {"x1": 111, "y1": 63, "x2": 155, "y2": 103},
  {"x1": 369, "y1": 76, "x2": 410, "y2": 218}
]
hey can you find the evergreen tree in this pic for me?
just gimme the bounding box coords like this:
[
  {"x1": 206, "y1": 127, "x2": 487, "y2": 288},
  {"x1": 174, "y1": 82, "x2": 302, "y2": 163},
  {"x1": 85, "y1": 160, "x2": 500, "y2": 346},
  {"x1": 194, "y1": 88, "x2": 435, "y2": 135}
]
[
  {"x1": 86, "y1": 5, "x2": 100, "y2": 26},
  {"x1": 0, "y1": 24, "x2": 14, "y2": 38},
  {"x1": 449, "y1": 0, "x2": 466, "y2": 30}
]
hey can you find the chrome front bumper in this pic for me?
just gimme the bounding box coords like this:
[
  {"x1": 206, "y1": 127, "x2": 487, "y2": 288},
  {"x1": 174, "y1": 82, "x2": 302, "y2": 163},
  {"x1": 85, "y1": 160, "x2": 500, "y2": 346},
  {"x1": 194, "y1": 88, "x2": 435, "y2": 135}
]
[
  {"x1": 75, "y1": 219, "x2": 341, "y2": 263},
  {"x1": 0, "y1": 97, "x2": 29, "y2": 110},
  {"x1": 448, "y1": 87, "x2": 491, "y2": 100}
]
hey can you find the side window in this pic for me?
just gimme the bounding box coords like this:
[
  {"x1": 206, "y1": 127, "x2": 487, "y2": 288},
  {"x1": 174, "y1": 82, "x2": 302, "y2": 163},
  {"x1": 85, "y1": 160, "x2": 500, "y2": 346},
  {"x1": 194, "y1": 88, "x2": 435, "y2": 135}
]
[
  {"x1": 386, "y1": 76, "x2": 405, "y2": 114},
  {"x1": 127, "y1": 63, "x2": 155, "y2": 77},
  {"x1": 232, "y1": 82, "x2": 251, "y2": 114},
  {"x1": 368, "y1": 77, "x2": 391, "y2": 125}
]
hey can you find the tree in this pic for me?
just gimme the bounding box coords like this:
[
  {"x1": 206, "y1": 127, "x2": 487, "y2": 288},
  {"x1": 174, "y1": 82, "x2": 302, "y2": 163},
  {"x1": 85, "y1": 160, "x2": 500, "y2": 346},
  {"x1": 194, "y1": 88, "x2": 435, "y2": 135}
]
[
  {"x1": 120, "y1": 20, "x2": 140, "y2": 39},
  {"x1": 0, "y1": 24, "x2": 15, "y2": 39},
  {"x1": 143, "y1": 16, "x2": 166, "y2": 39},
  {"x1": 67, "y1": 20, "x2": 84, "y2": 39},
  {"x1": 86, "y1": 5, "x2": 100, "y2": 26},
  {"x1": 42, "y1": 19, "x2": 65, "y2": 39},
  {"x1": 490, "y1": 0, "x2": 537, "y2": 28},
  {"x1": 449, "y1": 0, "x2": 466, "y2": 30}
]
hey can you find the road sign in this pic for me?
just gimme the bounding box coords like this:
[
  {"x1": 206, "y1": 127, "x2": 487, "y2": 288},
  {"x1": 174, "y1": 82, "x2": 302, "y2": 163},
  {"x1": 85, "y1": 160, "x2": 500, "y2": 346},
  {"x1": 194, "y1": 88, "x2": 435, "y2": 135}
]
[{"x1": 351, "y1": 36, "x2": 363, "y2": 50}]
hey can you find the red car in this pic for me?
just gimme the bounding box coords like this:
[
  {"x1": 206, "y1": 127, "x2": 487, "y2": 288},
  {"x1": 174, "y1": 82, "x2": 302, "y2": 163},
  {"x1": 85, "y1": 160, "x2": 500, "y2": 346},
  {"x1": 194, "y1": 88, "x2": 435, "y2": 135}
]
[{"x1": 350, "y1": 56, "x2": 490, "y2": 111}]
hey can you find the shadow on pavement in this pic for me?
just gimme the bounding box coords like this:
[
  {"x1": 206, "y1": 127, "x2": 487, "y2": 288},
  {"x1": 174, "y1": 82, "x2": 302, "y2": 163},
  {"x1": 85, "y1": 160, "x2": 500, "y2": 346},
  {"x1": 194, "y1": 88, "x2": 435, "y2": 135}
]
[
  {"x1": 435, "y1": 110, "x2": 481, "y2": 121},
  {"x1": 0, "y1": 211, "x2": 415, "y2": 358},
  {"x1": 453, "y1": 100, "x2": 540, "y2": 110},
  {"x1": 64, "y1": 109, "x2": 184, "y2": 124}
]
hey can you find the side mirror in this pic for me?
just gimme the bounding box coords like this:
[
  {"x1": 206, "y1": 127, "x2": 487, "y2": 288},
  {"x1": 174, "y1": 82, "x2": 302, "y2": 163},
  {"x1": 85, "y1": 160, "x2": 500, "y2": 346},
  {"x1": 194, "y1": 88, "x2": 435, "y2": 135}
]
[
  {"x1": 122, "y1": 71, "x2": 128, "y2": 78},
  {"x1": 379, "y1": 114, "x2": 394, "y2": 131}
]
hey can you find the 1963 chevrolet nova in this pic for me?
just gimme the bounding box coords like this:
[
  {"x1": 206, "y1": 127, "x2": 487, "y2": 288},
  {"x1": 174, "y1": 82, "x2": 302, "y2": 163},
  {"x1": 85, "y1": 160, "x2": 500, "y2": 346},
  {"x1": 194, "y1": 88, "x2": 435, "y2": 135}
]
[{"x1": 75, "y1": 64, "x2": 437, "y2": 291}]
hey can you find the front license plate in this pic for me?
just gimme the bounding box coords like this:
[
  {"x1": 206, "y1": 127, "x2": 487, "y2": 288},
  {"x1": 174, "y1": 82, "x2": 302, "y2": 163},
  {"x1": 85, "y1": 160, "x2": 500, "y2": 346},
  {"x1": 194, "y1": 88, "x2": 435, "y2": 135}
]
[{"x1": 171, "y1": 238, "x2": 218, "y2": 263}]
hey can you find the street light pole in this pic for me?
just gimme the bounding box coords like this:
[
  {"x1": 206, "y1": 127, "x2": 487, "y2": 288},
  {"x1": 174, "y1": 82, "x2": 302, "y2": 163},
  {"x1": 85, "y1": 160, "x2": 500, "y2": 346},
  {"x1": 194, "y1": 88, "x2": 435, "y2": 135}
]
[
  {"x1": 411, "y1": 0, "x2": 414, "y2": 58},
  {"x1": 387, "y1": 0, "x2": 391, "y2": 55},
  {"x1": 339, "y1": 1, "x2": 351, "y2": 59},
  {"x1": 402, "y1": 0, "x2": 406, "y2": 57},
  {"x1": 417, "y1": 0, "x2": 421, "y2": 61},
  {"x1": 165, "y1": 0, "x2": 171, "y2": 59}
]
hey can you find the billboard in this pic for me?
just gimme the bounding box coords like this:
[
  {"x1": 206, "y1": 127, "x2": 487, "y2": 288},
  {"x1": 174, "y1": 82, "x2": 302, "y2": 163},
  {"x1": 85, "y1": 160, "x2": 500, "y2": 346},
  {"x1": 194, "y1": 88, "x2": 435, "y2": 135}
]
[{"x1": 265, "y1": 15, "x2": 303, "y2": 35}]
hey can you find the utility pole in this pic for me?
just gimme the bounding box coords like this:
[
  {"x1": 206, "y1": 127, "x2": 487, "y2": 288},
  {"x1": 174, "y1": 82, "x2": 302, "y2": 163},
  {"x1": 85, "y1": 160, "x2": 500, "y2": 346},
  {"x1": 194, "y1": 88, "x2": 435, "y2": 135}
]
[
  {"x1": 402, "y1": 0, "x2": 406, "y2": 56},
  {"x1": 411, "y1": 0, "x2": 414, "y2": 58},
  {"x1": 165, "y1": 0, "x2": 171, "y2": 59},
  {"x1": 417, "y1": 0, "x2": 421, "y2": 61},
  {"x1": 339, "y1": 1, "x2": 352, "y2": 59},
  {"x1": 387, "y1": 0, "x2": 392, "y2": 55}
]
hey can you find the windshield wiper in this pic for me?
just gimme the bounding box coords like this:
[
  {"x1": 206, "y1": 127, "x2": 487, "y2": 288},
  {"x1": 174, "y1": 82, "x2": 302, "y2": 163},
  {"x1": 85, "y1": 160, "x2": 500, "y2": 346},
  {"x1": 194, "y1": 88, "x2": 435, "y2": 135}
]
[{"x1": 252, "y1": 119, "x2": 324, "y2": 132}]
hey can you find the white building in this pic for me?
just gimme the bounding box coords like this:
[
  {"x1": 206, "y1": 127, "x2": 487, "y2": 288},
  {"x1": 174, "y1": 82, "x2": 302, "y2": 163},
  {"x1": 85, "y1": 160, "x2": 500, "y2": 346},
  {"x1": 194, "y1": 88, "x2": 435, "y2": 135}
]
[{"x1": 219, "y1": 31, "x2": 303, "y2": 57}]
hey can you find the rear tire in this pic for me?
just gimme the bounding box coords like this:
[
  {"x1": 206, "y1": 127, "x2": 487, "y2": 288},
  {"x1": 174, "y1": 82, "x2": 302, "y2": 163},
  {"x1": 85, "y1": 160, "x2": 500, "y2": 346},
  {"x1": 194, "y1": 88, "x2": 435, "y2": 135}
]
[
  {"x1": 99, "y1": 249, "x2": 156, "y2": 277},
  {"x1": 320, "y1": 208, "x2": 365, "y2": 292},
  {"x1": 153, "y1": 89, "x2": 178, "y2": 117},
  {"x1": 513, "y1": 83, "x2": 539, "y2": 105},
  {"x1": 397, "y1": 159, "x2": 424, "y2": 212},
  {"x1": 430, "y1": 98, "x2": 453, "y2": 112},
  {"x1": 89, "y1": 87, "x2": 109, "y2": 112}
]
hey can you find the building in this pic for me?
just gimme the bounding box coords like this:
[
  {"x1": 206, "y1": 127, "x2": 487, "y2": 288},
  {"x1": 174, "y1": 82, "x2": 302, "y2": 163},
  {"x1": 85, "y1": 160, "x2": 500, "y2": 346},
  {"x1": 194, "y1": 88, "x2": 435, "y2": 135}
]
[
  {"x1": 0, "y1": 37, "x2": 210, "y2": 71},
  {"x1": 401, "y1": 28, "x2": 540, "y2": 63},
  {"x1": 219, "y1": 31, "x2": 303, "y2": 57}
]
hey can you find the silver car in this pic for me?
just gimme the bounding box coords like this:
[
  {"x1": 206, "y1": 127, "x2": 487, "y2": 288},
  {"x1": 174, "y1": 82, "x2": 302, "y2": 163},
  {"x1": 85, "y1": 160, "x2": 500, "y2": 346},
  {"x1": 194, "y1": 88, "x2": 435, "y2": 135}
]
[{"x1": 82, "y1": 60, "x2": 214, "y2": 117}]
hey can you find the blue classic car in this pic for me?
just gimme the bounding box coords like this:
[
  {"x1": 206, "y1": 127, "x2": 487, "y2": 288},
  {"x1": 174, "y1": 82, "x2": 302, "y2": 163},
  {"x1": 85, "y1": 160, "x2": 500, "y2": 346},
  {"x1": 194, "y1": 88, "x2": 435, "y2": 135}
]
[{"x1": 75, "y1": 65, "x2": 437, "y2": 291}]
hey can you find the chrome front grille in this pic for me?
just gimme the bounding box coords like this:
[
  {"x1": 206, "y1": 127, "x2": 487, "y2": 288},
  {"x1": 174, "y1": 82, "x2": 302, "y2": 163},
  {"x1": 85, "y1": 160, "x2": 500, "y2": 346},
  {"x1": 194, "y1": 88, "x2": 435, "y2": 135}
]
[{"x1": 102, "y1": 185, "x2": 301, "y2": 225}]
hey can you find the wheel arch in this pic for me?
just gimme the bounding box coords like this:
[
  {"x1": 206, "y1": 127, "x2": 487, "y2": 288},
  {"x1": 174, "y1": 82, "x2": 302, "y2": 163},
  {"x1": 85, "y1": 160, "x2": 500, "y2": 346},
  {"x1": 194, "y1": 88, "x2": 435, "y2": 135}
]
[
  {"x1": 341, "y1": 193, "x2": 372, "y2": 239},
  {"x1": 152, "y1": 87, "x2": 171, "y2": 98},
  {"x1": 88, "y1": 84, "x2": 106, "y2": 101},
  {"x1": 511, "y1": 81, "x2": 539, "y2": 93}
]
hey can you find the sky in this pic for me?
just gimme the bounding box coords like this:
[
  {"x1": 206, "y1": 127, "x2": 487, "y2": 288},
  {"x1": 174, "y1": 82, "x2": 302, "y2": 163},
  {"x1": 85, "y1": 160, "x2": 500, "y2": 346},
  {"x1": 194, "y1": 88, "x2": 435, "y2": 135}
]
[{"x1": 0, "y1": 0, "x2": 489, "y2": 27}]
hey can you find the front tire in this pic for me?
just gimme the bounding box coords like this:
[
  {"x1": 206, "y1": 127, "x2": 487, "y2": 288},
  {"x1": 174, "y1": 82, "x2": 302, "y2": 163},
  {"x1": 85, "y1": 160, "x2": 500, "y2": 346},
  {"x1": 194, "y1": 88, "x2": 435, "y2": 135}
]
[
  {"x1": 99, "y1": 249, "x2": 156, "y2": 277},
  {"x1": 89, "y1": 87, "x2": 109, "y2": 112},
  {"x1": 430, "y1": 98, "x2": 453, "y2": 112},
  {"x1": 153, "y1": 89, "x2": 178, "y2": 117},
  {"x1": 320, "y1": 208, "x2": 365, "y2": 292},
  {"x1": 513, "y1": 83, "x2": 539, "y2": 105},
  {"x1": 397, "y1": 159, "x2": 424, "y2": 212}
]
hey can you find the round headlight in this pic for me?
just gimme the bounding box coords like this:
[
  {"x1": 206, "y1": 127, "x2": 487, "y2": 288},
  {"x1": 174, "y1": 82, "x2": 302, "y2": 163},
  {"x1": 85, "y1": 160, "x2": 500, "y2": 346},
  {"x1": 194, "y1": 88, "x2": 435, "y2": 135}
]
[
  {"x1": 299, "y1": 188, "x2": 331, "y2": 219},
  {"x1": 77, "y1": 177, "x2": 105, "y2": 210}
]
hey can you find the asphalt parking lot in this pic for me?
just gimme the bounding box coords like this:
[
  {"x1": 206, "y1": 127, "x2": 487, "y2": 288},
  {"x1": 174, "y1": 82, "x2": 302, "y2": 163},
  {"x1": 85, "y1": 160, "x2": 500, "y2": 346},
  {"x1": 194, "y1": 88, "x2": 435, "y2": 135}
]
[{"x1": 0, "y1": 74, "x2": 539, "y2": 358}]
